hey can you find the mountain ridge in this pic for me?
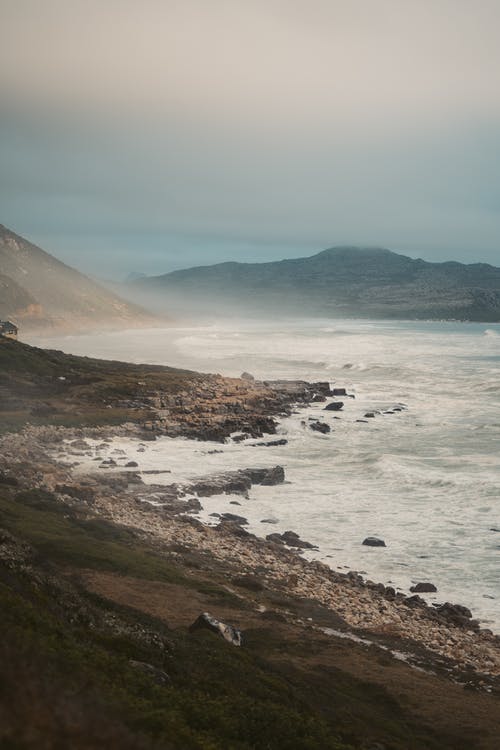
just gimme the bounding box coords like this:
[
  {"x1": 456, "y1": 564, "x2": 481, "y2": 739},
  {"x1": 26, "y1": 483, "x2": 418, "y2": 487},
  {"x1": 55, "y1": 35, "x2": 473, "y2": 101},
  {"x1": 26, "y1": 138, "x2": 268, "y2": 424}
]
[
  {"x1": 0, "y1": 225, "x2": 158, "y2": 331},
  {"x1": 134, "y1": 245, "x2": 500, "y2": 321}
]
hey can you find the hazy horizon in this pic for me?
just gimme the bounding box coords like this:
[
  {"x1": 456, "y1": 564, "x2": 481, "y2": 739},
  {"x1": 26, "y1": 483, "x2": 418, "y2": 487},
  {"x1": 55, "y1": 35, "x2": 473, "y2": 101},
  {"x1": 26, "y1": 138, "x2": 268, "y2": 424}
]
[{"x1": 2, "y1": 1, "x2": 500, "y2": 276}]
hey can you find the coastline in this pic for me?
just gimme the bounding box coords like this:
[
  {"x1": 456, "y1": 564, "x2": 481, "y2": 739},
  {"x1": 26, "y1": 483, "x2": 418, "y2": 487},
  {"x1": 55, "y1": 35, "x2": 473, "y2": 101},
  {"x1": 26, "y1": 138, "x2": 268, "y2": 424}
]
[{"x1": 1, "y1": 376, "x2": 499, "y2": 687}]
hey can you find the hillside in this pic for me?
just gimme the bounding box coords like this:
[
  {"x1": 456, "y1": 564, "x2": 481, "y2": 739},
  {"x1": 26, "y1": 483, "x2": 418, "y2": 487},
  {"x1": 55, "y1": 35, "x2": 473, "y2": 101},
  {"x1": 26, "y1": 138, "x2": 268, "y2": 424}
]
[
  {"x1": 134, "y1": 247, "x2": 500, "y2": 321},
  {"x1": 0, "y1": 225, "x2": 157, "y2": 331}
]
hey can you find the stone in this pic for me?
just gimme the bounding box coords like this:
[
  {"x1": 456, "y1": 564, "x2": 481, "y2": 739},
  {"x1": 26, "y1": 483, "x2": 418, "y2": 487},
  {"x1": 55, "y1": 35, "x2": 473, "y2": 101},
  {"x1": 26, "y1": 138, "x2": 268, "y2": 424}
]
[
  {"x1": 252, "y1": 438, "x2": 288, "y2": 447},
  {"x1": 128, "y1": 660, "x2": 170, "y2": 685},
  {"x1": 364, "y1": 412, "x2": 376, "y2": 418},
  {"x1": 125, "y1": 460, "x2": 139, "y2": 467},
  {"x1": 362, "y1": 537, "x2": 386, "y2": 547},
  {"x1": 240, "y1": 371, "x2": 255, "y2": 381},
  {"x1": 260, "y1": 518, "x2": 278, "y2": 524},
  {"x1": 310, "y1": 421, "x2": 331, "y2": 434},
  {"x1": 410, "y1": 582, "x2": 437, "y2": 593},
  {"x1": 331, "y1": 388, "x2": 346, "y2": 396},
  {"x1": 324, "y1": 401, "x2": 344, "y2": 411},
  {"x1": 189, "y1": 612, "x2": 242, "y2": 646},
  {"x1": 220, "y1": 513, "x2": 248, "y2": 525}
]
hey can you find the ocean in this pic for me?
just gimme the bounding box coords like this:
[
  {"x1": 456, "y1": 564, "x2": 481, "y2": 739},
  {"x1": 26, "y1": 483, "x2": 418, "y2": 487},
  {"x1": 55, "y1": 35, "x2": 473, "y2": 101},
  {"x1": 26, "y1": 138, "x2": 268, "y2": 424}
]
[{"x1": 30, "y1": 319, "x2": 500, "y2": 630}]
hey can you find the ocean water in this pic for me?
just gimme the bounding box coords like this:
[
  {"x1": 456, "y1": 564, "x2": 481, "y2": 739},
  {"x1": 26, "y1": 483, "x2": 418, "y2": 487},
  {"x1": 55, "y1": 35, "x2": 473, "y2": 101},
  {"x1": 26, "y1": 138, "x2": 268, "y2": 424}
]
[{"x1": 31, "y1": 319, "x2": 500, "y2": 630}]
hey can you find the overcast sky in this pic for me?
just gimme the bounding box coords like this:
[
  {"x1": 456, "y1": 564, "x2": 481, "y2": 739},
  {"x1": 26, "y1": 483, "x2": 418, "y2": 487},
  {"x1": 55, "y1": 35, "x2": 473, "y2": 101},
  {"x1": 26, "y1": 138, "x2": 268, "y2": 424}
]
[{"x1": 1, "y1": 0, "x2": 500, "y2": 277}]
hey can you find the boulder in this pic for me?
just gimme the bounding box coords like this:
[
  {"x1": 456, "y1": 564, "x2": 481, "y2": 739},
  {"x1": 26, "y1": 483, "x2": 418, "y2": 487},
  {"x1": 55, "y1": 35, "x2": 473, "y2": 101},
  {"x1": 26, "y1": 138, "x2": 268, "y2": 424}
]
[
  {"x1": 259, "y1": 466, "x2": 285, "y2": 485},
  {"x1": 362, "y1": 537, "x2": 386, "y2": 547},
  {"x1": 125, "y1": 460, "x2": 139, "y2": 467},
  {"x1": 240, "y1": 372, "x2": 255, "y2": 381},
  {"x1": 324, "y1": 401, "x2": 344, "y2": 411},
  {"x1": 252, "y1": 438, "x2": 288, "y2": 447},
  {"x1": 410, "y1": 582, "x2": 437, "y2": 593},
  {"x1": 364, "y1": 412, "x2": 376, "y2": 418},
  {"x1": 189, "y1": 612, "x2": 242, "y2": 646},
  {"x1": 310, "y1": 421, "x2": 331, "y2": 434},
  {"x1": 220, "y1": 513, "x2": 248, "y2": 525},
  {"x1": 331, "y1": 388, "x2": 346, "y2": 396}
]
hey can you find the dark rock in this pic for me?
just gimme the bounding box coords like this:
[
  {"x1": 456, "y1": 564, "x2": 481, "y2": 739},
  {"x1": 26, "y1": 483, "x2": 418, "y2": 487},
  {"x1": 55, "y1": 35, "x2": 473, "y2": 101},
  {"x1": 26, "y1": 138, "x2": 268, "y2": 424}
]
[
  {"x1": 410, "y1": 582, "x2": 437, "y2": 593},
  {"x1": 252, "y1": 438, "x2": 288, "y2": 447},
  {"x1": 260, "y1": 518, "x2": 278, "y2": 524},
  {"x1": 189, "y1": 612, "x2": 242, "y2": 646},
  {"x1": 310, "y1": 421, "x2": 331, "y2": 434},
  {"x1": 356, "y1": 419, "x2": 369, "y2": 423},
  {"x1": 435, "y1": 602, "x2": 476, "y2": 628},
  {"x1": 331, "y1": 388, "x2": 346, "y2": 396},
  {"x1": 364, "y1": 412, "x2": 376, "y2": 418},
  {"x1": 280, "y1": 530, "x2": 317, "y2": 549},
  {"x1": 324, "y1": 401, "x2": 344, "y2": 411},
  {"x1": 362, "y1": 537, "x2": 386, "y2": 547},
  {"x1": 220, "y1": 513, "x2": 248, "y2": 525},
  {"x1": 232, "y1": 433, "x2": 249, "y2": 443},
  {"x1": 125, "y1": 460, "x2": 139, "y2": 467},
  {"x1": 403, "y1": 594, "x2": 427, "y2": 608},
  {"x1": 240, "y1": 371, "x2": 255, "y2": 381},
  {"x1": 266, "y1": 532, "x2": 285, "y2": 545},
  {"x1": 229, "y1": 500, "x2": 241, "y2": 505},
  {"x1": 209, "y1": 512, "x2": 221, "y2": 518}
]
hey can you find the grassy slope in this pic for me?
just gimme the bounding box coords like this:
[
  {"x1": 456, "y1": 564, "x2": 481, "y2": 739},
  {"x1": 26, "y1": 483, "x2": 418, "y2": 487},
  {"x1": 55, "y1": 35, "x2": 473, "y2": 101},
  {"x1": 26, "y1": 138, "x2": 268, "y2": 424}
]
[
  {"x1": 0, "y1": 484, "x2": 477, "y2": 750},
  {"x1": 0, "y1": 337, "x2": 201, "y2": 433}
]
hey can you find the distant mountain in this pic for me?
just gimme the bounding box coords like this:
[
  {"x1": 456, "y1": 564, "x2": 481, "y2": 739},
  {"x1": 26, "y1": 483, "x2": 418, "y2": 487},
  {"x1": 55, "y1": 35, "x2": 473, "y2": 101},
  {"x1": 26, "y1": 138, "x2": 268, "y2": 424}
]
[
  {"x1": 0, "y1": 225, "x2": 157, "y2": 331},
  {"x1": 134, "y1": 246, "x2": 500, "y2": 321}
]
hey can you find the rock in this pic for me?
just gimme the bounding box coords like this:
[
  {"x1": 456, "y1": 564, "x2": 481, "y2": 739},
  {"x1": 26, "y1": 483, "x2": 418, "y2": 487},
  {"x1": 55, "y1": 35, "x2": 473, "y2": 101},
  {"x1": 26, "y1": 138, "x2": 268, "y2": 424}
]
[
  {"x1": 125, "y1": 460, "x2": 139, "y2": 467},
  {"x1": 232, "y1": 433, "x2": 249, "y2": 443},
  {"x1": 410, "y1": 582, "x2": 437, "y2": 593},
  {"x1": 281, "y1": 530, "x2": 316, "y2": 549},
  {"x1": 189, "y1": 612, "x2": 242, "y2": 646},
  {"x1": 260, "y1": 466, "x2": 285, "y2": 485},
  {"x1": 356, "y1": 419, "x2": 369, "y2": 423},
  {"x1": 128, "y1": 660, "x2": 170, "y2": 685},
  {"x1": 324, "y1": 401, "x2": 344, "y2": 411},
  {"x1": 240, "y1": 371, "x2": 255, "y2": 381},
  {"x1": 403, "y1": 594, "x2": 427, "y2": 608},
  {"x1": 260, "y1": 518, "x2": 278, "y2": 524},
  {"x1": 266, "y1": 532, "x2": 285, "y2": 545},
  {"x1": 364, "y1": 412, "x2": 376, "y2": 418},
  {"x1": 436, "y1": 602, "x2": 476, "y2": 628},
  {"x1": 252, "y1": 438, "x2": 288, "y2": 447},
  {"x1": 310, "y1": 421, "x2": 331, "y2": 434},
  {"x1": 331, "y1": 388, "x2": 346, "y2": 396},
  {"x1": 220, "y1": 513, "x2": 248, "y2": 525},
  {"x1": 362, "y1": 537, "x2": 386, "y2": 547}
]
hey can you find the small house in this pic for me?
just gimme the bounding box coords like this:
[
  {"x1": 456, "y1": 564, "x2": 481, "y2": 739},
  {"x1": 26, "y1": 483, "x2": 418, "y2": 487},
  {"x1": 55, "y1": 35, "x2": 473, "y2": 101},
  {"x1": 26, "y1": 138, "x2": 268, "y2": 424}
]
[{"x1": 0, "y1": 321, "x2": 18, "y2": 340}]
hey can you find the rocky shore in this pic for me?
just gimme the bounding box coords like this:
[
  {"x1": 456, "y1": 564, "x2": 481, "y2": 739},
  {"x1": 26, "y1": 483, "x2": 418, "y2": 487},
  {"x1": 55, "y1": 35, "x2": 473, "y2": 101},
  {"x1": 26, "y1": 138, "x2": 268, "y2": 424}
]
[{"x1": 1, "y1": 374, "x2": 499, "y2": 692}]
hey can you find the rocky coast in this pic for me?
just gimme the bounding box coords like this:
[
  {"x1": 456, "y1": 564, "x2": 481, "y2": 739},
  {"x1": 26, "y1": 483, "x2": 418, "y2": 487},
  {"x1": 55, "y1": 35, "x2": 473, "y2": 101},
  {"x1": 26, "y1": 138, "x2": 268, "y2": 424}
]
[{"x1": 1, "y1": 338, "x2": 500, "y2": 748}]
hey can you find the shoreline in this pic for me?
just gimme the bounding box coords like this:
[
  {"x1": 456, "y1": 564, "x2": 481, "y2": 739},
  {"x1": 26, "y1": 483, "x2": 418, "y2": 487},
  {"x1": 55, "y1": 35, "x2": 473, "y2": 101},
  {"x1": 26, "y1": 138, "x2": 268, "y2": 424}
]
[{"x1": 2, "y1": 379, "x2": 499, "y2": 687}]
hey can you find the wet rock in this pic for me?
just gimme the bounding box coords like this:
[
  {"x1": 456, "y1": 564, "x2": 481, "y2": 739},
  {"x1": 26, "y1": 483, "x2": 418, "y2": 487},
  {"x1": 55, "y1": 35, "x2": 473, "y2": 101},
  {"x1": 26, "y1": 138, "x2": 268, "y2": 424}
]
[
  {"x1": 189, "y1": 612, "x2": 242, "y2": 646},
  {"x1": 362, "y1": 537, "x2": 386, "y2": 547},
  {"x1": 435, "y1": 602, "x2": 477, "y2": 628},
  {"x1": 125, "y1": 460, "x2": 139, "y2": 467},
  {"x1": 324, "y1": 401, "x2": 344, "y2": 411},
  {"x1": 403, "y1": 594, "x2": 427, "y2": 608},
  {"x1": 259, "y1": 466, "x2": 285, "y2": 485},
  {"x1": 310, "y1": 421, "x2": 331, "y2": 434},
  {"x1": 356, "y1": 419, "x2": 369, "y2": 423},
  {"x1": 261, "y1": 518, "x2": 278, "y2": 524},
  {"x1": 331, "y1": 388, "x2": 346, "y2": 396},
  {"x1": 240, "y1": 372, "x2": 255, "y2": 381},
  {"x1": 220, "y1": 513, "x2": 248, "y2": 525},
  {"x1": 266, "y1": 532, "x2": 286, "y2": 545},
  {"x1": 281, "y1": 530, "x2": 317, "y2": 549},
  {"x1": 232, "y1": 433, "x2": 249, "y2": 443},
  {"x1": 252, "y1": 438, "x2": 288, "y2": 447},
  {"x1": 410, "y1": 582, "x2": 438, "y2": 593},
  {"x1": 364, "y1": 412, "x2": 376, "y2": 418}
]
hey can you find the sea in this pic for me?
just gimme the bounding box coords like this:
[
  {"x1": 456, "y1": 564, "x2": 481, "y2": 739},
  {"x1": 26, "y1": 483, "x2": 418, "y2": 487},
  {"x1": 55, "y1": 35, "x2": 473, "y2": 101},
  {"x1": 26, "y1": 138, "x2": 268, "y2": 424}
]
[{"x1": 30, "y1": 319, "x2": 500, "y2": 631}]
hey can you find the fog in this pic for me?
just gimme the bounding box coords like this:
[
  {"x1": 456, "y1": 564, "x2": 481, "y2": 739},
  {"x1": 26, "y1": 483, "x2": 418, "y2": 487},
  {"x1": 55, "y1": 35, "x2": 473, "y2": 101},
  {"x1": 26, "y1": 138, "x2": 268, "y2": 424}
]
[{"x1": 2, "y1": 1, "x2": 500, "y2": 273}]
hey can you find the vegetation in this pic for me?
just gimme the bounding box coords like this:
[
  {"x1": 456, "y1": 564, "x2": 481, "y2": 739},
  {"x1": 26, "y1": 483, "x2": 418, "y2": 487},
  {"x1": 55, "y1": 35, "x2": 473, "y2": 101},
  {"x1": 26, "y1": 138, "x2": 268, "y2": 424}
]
[{"x1": 0, "y1": 485, "x2": 482, "y2": 749}]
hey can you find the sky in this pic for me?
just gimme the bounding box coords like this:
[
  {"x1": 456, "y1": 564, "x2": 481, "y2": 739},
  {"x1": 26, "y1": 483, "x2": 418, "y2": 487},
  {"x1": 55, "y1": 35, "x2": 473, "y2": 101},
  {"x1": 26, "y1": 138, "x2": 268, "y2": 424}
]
[{"x1": 1, "y1": 0, "x2": 500, "y2": 277}]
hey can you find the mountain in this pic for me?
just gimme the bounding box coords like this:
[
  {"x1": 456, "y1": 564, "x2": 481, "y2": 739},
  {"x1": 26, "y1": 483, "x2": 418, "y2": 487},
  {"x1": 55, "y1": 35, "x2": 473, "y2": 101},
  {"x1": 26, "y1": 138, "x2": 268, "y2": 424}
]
[
  {"x1": 133, "y1": 246, "x2": 500, "y2": 321},
  {"x1": 0, "y1": 225, "x2": 157, "y2": 331}
]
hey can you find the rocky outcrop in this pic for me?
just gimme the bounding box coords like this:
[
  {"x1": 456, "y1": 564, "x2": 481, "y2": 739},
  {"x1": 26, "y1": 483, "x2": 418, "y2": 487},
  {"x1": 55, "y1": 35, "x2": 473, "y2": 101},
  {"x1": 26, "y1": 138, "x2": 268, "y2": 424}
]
[{"x1": 189, "y1": 613, "x2": 242, "y2": 646}]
